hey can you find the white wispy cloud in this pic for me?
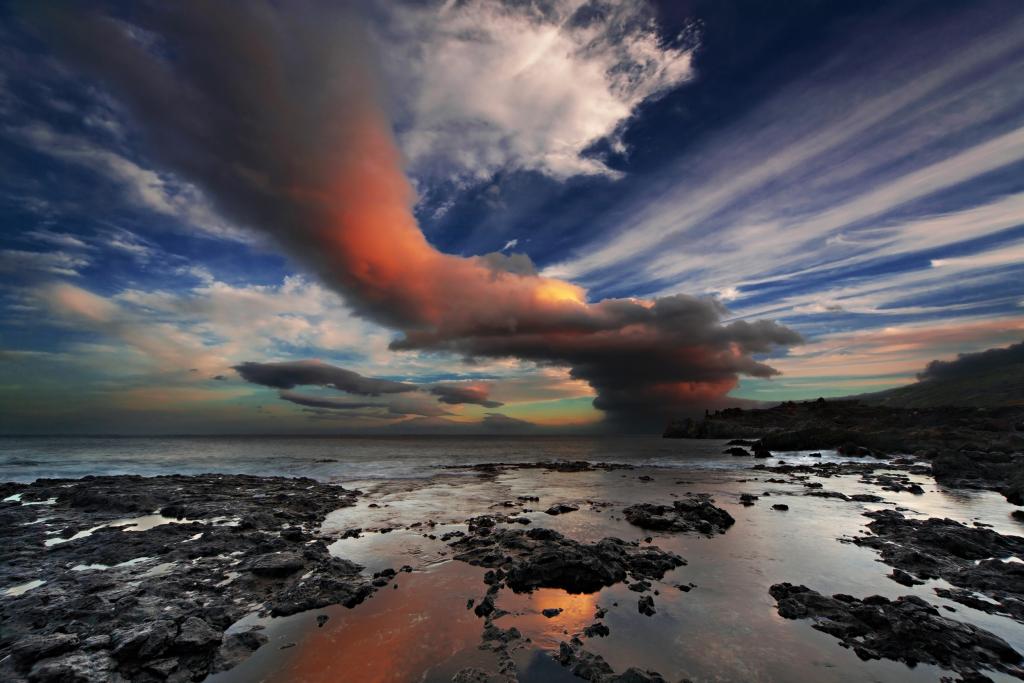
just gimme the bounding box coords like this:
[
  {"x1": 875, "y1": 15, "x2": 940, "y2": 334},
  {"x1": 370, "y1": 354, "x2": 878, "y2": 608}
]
[
  {"x1": 9, "y1": 122, "x2": 251, "y2": 243},
  {"x1": 543, "y1": 11, "x2": 1024, "y2": 293},
  {"x1": 378, "y1": 0, "x2": 695, "y2": 182}
]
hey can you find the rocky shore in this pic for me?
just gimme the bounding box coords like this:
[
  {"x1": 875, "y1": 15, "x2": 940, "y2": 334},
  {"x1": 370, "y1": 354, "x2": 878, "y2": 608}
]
[
  {"x1": 0, "y1": 475, "x2": 377, "y2": 682},
  {"x1": 3, "y1": 434, "x2": 1024, "y2": 682},
  {"x1": 664, "y1": 398, "x2": 1024, "y2": 504}
]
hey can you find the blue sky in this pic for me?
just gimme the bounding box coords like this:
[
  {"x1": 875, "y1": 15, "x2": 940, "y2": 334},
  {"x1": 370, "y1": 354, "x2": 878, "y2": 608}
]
[{"x1": 0, "y1": 0, "x2": 1022, "y2": 434}]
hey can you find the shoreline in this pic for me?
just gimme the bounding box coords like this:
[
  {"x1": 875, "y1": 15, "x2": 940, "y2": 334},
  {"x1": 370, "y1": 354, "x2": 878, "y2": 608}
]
[{"x1": 1, "y1": 446, "x2": 1023, "y2": 682}]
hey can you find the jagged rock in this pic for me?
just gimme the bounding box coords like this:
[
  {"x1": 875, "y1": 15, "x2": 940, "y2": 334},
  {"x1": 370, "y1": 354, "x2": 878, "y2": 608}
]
[
  {"x1": 637, "y1": 595, "x2": 655, "y2": 616},
  {"x1": 0, "y1": 474, "x2": 369, "y2": 682},
  {"x1": 623, "y1": 495, "x2": 734, "y2": 536},
  {"x1": 545, "y1": 503, "x2": 579, "y2": 516},
  {"x1": 450, "y1": 527, "x2": 684, "y2": 594},
  {"x1": 11, "y1": 634, "x2": 80, "y2": 668},
  {"x1": 557, "y1": 637, "x2": 668, "y2": 682},
  {"x1": 851, "y1": 510, "x2": 1024, "y2": 623},
  {"x1": 769, "y1": 583, "x2": 1023, "y2": 679}
]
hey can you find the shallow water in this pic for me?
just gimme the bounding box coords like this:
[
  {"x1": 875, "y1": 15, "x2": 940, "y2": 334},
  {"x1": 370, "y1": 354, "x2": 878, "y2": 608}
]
[
  {"x1": 3, "y1": 436, "x2": 1023, "y2": 681},
  {"x1": 0, "y1": 434, "x2": 810, "y2": 482}
]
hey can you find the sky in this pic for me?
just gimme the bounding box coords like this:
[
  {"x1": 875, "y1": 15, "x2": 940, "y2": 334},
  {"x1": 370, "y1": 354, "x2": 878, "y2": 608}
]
[{"x1": 0, "y1": 0, "x2": 1022, "y2": 435}]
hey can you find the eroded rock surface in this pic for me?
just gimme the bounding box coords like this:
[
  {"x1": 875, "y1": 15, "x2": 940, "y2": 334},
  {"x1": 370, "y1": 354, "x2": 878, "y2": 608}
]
[
  {"x1": 0, "y1": 474, "x2": 373, "y2": 682},
  {"x1": 623, "y1": 495, "x2": 734, "y2": 536},
  {"x1": 769, "y1": 583, "x2": 1023, "y2": 681},
  {"x1": 450, "y1": 527, "x2": 684, "y2": 594},
  {"x1": 850, "y1": 509, "x2": 1024, "y2": 623}
]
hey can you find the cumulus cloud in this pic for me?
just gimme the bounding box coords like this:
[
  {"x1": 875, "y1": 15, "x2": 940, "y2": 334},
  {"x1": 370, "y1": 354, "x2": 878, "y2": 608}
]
[
  {"x1": 377, "y1": 0, "x2": 696, "y2": 181},
  {"x1": 233, "y1": 360, "x2": 416, "y2": 396},
  {"x1": 36, "y1": 2, "x2": 800, "y2": 427},
  {"x1": 917, "y1": 340, "x2": 1024, "y2": 382}
]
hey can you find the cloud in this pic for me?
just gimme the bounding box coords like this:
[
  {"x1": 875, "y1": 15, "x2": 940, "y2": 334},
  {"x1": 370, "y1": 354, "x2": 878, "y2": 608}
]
[
  {"x1": 480, "y1": 412, "x2": 534, "y2": 431},
  {"x1": 430, "y1": 382, "x2": 503, "y2": 408},
  {"x1": 542, "y1": 5, "x2": 1024, "y2": 304},
  {"x1": 377, "y1": 0, "x2": 695, "y2": 181},
  {"x1": 23, "y1": 229, "x2": 91, "y2": 250},
  {"x1": 35, "y1": 3, "x2": 800, "y2": 427},
  {"x1": 233, "y1": 360, "x2": 417, "y2": 396},
  {"x1": 0, "y1": 249, "x2": 90, "y2": 277},
  {"x1": 917, "y1": 339, "x2": 1024, "y2": 382},
  {"x1": 9, "y1": 121, "x2": 248, "y2": 242}
]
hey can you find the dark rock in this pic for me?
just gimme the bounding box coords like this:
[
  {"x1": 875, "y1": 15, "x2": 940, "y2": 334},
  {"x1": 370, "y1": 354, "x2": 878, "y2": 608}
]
[
  {"x1": 889, "y1": 569, "x2": 924, "y2": 586},
  {"x1": 724, "y1": 447, "x2": 751, "y2": 457},
  {"x1": 637, "y1": 595, "x2": 656, "y2": 616},
  {"x1": 176, "y1": 616, "x2": 222, "y2": 648},
  {"x1": 739, "y1": 493, "x2": 757, "y2": 506},
  {"x1": 583, "y1": 622, "x2": 610, "y2": 638},
  {"x1": 542, "y1": 608, "x2": 563, "y2": 618},
  {"x1": 557, "y1": 636, "x2": 668, "y2": 682},
  {"x1": 249, "y1": 551, "x2": 306, "y2": 577},
  {"x1": 26, "y1": 650, "x2": 114, "y2": 683},
  {"x1": 851, "y1": 510, "x2": 1024, "y2": 623},
  {"x1": 769, "y1": 583, "x2": 1022, "y2": 679},
  {"x1": 623, "y1": 495, "x2": 734, "y2": 536},
  {"x1": 772, "y1": 504, "x2": 789, "y2": 511},
  {"x1": 11, "y1": 633, "x2": 80, "y2": 667},
  {"x1": 450, "y1": 527, "x2": 683, "y2": 594},
  {"x1": 545, "y1": 503, "x2": 579, "y2": 516}
]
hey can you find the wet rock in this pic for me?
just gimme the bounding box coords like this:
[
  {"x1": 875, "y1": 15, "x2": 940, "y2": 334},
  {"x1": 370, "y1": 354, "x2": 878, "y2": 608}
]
[
  {"x1": 851, "y1": 509, "x2": 1024, "y2": 623},
  {"x1": 11, "y1": 633, "x2": 80, "y2": 668},
  {"x1": 724, "y1": 447, "x2": 751, "y2": 457},
  {"x1": 176, "y1": 616, "x2": 221, "y2": 648},
  {"x1": 249, "y1": 551, "x2": 306, "y2": 577},
  {"x1": 557, "y1": 637, "x2": 668, "y2": 682},
  {"x1": 739, "y1": 493, "x2": 757, "y2": 506},
  {"x1": 542, "y1": 608, "x2": 563, "y2": 618},
  {"x1": 26, "y1": 650, "x2": 115, "y2": 683},
  {"x1": 212, "y1": 629, "x2": 269, "y2": 673},
  {"x1": 888, "y1": 569, "x2": 924, "y2": 587},
  {"x1": 805, "y1": 490, "x2": 850, "y2": 501},
  {"x1": 769, "y1": 583, "x2": 1023, "y2": 679},
  {"x1": 583, "y1": 622, "x2": 610, "y2": 638},
  {"x1": 450, "y1": 527, "x2": 684, "y2": 594},
  {"x1": 849, "y1": 494, "x2": 884, "y2": 503},
  {"x1": 637, "y1": 595, "x2": 656, "y2": 616},
  {"x1": 545, "y1": 504, "x2": 579, "y2": 516},
  {"x1": 772, "y1": 504, "x2": 789, "y2": 511},
  {"x1": 623, "y1": 495, "x2": 734, "y2": 536},
  {"x1": 0, "y1": 474, "x2": 371, "y2": 681},
  {"x1": 752, "y1": 442, "x2": 772, "y2": 458}
]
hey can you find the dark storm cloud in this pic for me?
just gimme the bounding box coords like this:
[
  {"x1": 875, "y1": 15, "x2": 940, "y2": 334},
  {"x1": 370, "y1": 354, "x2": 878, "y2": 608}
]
[
  {"x1": 429, "y1": 383, "x2": 503, "y2": 408},
  {"x1": 33, "y1": 2, "x2": 803, "y2": 427},
  {"x1": 276, "y1": 390, "x2": 382, "y2": 411},
  {"x1": 233, "y1": 361, "x2": 416, "y2": 396},
  {"x1": 278, "y1": 389, "x2": 449, "y2": 417},
  {"x1": 917, "y1": 340, "x2": 1024, "y2": 382}
]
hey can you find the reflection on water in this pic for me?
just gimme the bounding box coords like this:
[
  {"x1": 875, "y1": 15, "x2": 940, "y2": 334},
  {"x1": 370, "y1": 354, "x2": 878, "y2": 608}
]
[
  {"x1": 4, "y1": 437, "x2": 1023, "y2": 682},
  {"x1": 205, "y1": 459, "x2": 1024, "y2": 683}
]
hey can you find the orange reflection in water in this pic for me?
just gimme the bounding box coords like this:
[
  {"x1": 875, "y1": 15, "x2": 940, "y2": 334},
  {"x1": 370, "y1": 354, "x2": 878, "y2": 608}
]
[
  {"x1": 498, "y1": 587, "x2": 599, "y2": 650},
  {"x1": 270, "y1": 564, "x2": 485, "y2": 683}
]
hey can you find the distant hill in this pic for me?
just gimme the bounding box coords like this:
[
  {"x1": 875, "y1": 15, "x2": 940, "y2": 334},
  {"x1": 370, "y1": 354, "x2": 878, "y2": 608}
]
[{"x1": 852, "y1": 341, "x2": 1024, "y2": 408}]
